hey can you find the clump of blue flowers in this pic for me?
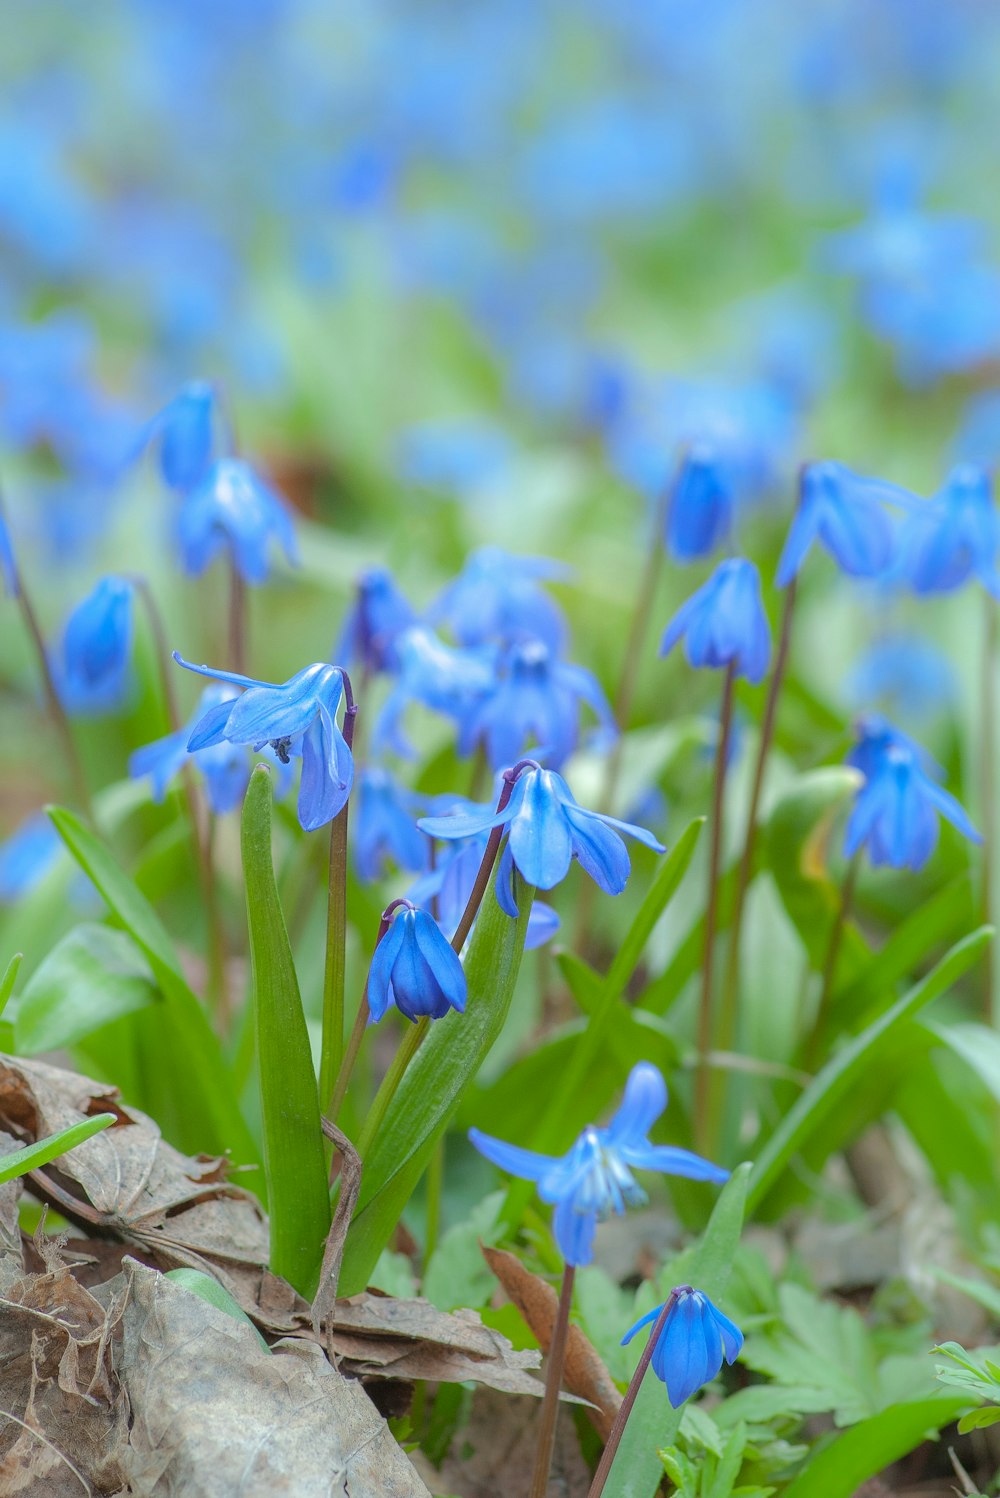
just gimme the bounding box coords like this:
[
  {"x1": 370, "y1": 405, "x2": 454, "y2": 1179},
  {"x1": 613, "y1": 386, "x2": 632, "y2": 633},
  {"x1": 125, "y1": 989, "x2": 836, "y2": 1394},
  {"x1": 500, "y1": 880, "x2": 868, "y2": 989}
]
[
  {"x1": 623, "y1": 1287, "x2": 743, "y2": 1409},
  {"x1": 469, "y1": 1062, "x2": 727, "y2": 1264}
]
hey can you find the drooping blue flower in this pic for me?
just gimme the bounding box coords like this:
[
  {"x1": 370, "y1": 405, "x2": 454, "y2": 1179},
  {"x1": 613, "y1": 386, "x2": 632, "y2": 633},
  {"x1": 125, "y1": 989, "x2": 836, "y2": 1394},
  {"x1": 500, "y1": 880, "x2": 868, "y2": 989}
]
[
  {"x1": 431, "y1": 547, "x2": 569, "y2": 653},
  {"x1": 622, "y1": 1287, "x2": 743, "y2": 1409},
  {"x1": 373, "y1": 625, "x2": 497, "y2": 759},
  {"x1": 176, "y1": 458, "x2": 298, "y2": 584},
  {"x1": 353, "y1": 768, "x2": 428, "y2": 884},
  {"x1": 336, "y1": 567, "x2": 417, "y2": 675},
  {"x1": 844, "y1": 735, "x2": 980, "y2": 871},
  {"x1": 0, "y1": 815, "x2": 63, "y2": 903},
  {"x1": 776, "y1": 461, "x2": 919, "y2": 587},
  {"x1": 845, "y1": 713, "x2": 939, "y2": 783},
  {"x1": 419, "y1": 763, "x2": 665, "y2": 910},
  {"x1": 128, "y1": 684, "x2": 293, "y2": 815},
  {"x1": 459, "y1": 639, "x2": 617, "y2": 770},
  {"x1": 659, "y1": 559, "x2": 770, "y2": 684},
  {"x1": 367, "y1": 902, "x2": 466, "y2": 1024},
  {"x1": 896, "y1": 464, "x2": 1000, "y2": 597},
  {"x1": 664, "y1": 445, "x2": 735, "y2": 562},
  {"x1": 469, "y1": 1063, "x2": 728, "y2": 1265},
  {"x1": 174, "y1": 656, "x2": 354, "y2": 832},
  {"x1": 140, "y1": 380, "x2": 224, "y2": 492},
  {"x1": 54, "y1": 576, "x2": 134, "y2": 715}
]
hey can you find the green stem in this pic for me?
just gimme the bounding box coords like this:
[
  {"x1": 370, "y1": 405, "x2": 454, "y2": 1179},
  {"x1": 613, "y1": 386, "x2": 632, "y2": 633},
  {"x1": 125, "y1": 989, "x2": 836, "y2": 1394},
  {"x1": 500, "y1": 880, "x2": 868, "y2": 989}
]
[
  {"x1": 709, "y1": 579, "x2": 796, "y2": 1146},
  {"x1": 804, "y1": 851, "x2": 860, "y2": 1069},
  {"x1": 694, "y1": 665, "x2": 735, "y2": 1155},
  {"x1": 587, "y1": 1294, "x2": 676, "y2": 1498},
  {"x1": 424, "y1": 1135, "x2": 445, "y2": 1268},
  {"x1": 981, "y1": 590, "x2": 997, "y2": 1024},
  {"x1": 319, "y1": 683, "x2": 358, "y2": 1119},
  {"x1": 530, "y1": 1264, "x2": 576, "y2": 1498}
]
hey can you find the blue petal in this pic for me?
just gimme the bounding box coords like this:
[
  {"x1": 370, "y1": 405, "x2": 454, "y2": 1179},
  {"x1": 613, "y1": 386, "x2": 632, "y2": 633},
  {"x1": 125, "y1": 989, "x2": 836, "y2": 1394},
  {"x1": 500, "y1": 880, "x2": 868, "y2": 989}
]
[
  {"x1": 128, "y1": 728, "x2": 190, "y2": 802},
  {"x1": 418, "y1": 781, "x2": 522, "y2": 842},
  {"x1": 659, "y1": 589, "x2": 703, "y2": 659},
  {"x1": 565, "y1": 807, "x2": 631, "y2": 894},
  {"x1": 298, "y1": 703, "x2": 353, "y2": 831},
  {"x1": 658, "y1": 1293, "x2": 713, "y2": 1408},
  {"x1": 495, "y1": 840, "x2": 521, "y2": 919},
  {"x1": 367, "y1": 916, "x2": 406, "y2": 1023},
  {"x1": 412, "y1": 909, "x2": 467, "y2": 1014},
  {"x1": 925, "y1": 779, "x2": 982, "y2": 845},
  {"x1": 187, "y1": 696, "x2": 239, "y2": 752},
  {"x1": 708, "y1": 1303, "x2": 744, "y2": 1364},
  {"x1": 226, "y1": 663, "x2": 340, "y2": 747},
  {"x1": 507, "y1": 769, "x2": 573, "y2": 890},
  {"x1": 173, "y1": 652, "x2": 271, "y2": 692},
  {"x1": 525, "y1": 902, "x2": 560, "y2": 950},
  {"x1": 775, "y1": 502, "x2": 821, "y2": 588},
  {"x1": 621, "y1": 1302, "x2": 665, "y2": 1348},
  {"x1": 552, "y1": 1195, "x2": 597, "y2": 1267},
  {"x1": 605, "y1": 1062, "x2": 667, "y2": 1145},
  {"x1": 467, "y1": 1128, "x2": 563, "y2": 1183},
  {"x1": 620, "y1": 1143, "x2": 729, "y2": 1183},
  {"x1": 574, "y1": 806, "x2": 667, "y2": 854}
]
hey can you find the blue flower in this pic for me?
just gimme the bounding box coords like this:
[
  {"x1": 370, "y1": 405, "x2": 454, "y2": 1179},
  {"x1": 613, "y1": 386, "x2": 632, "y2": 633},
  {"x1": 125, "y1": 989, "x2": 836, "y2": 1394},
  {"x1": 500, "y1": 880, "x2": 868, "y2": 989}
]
[
  {"x1": 174, "y1": 656, "x2": 354, "y2": 832},
  {"x1": 844, "y1": 735, "x2": 980, "y2": 871},
  {"x1": 469, "y1": 1063, "x2": 727, "y2": 1265},
  {"x1": 176, "y1": 458, "x2": 298, "y2": 584},
  {"x1": 373, "y1": 625, "x2": 497, "y2": 759},
  {"x1": 0, "y1": 815, "x2": 62, "y2": 903},
  {"x1": 896, "y1": 464, "x2": 1000, "y2": 596},
  {"x1": 459, "y1": 639, "x2": 617, "y2": 770},
  {"x1": 140, "y1": 380, "x2": 223, "y2": 492},
  {"x1": 431, "y1": 547, "x2": 569, "y2": 653},
  {"x1": 367, "y1": 902, "x2": 466, "y2": 1024},
  {"x1": 664, "y1": 445, "x2": 735, "y2": 562},
  {"x1": 418, "y1": 763, "x2": 665, "y2": 909},
  {"x1": 55, "y1": 576, "x2": 134, "y2": 715},
  {"x1": 659, "y1": 559, "x2": 770, "y2": 684},
  {"x1": 128, "y1": 685, "x2": 293, "y2": 815},
  {"x1": 845, "y1": 714, "x2": 938, "y2": 783},
  {"x1": 622, "y1": 1287, "x2": 743, "y2": 1409},
  {"x1": 353, "y1": 768, "x2": 428, "y2": 883},
  {"x1": 336, "y1": 567, "x2": 417, "y2": 675},
  {"x1": 776, "y1": 462, "x2": 919, "y2": 587}
]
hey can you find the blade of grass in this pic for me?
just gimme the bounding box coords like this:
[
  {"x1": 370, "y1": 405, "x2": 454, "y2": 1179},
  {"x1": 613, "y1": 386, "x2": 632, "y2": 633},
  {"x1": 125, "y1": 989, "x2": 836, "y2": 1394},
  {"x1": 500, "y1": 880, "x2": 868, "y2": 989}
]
[
  {"x1": 779, "y1": 1397, "x2": 970, "y2": 1498},
  {"x1": 1, "y1": 1112, "x2": 117, "y2": 1184},
  {"x1": 241, "y1": 766, "x2": 331, "y2": 1299}
]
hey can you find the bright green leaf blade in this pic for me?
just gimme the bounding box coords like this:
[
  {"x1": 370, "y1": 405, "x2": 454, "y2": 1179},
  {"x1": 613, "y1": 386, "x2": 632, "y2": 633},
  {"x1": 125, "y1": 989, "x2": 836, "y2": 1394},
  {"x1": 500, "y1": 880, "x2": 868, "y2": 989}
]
[
  {"x1": 11, "y1": 924, "x2": 157, "y2": 1054},
  {"x1": 603, "y1": 818, "x2": 703, "y2": 1002},
  {"x1": 47, "y1": 805, "x2": 258, "y2": 1172},
  {"x1": 779, "y1": 1397, "x2": 970, "y2": 1498},
  {"x1": 241, "y1": 767, "x2": 330, "y2": 1299},
  {"x1": 747, "y1": 928, "x2": 992, "y2": 1216},
  {"x1": 338, "y1": 868, "x2": 533, "y2": 1297},
  {"x1": 164, "y1": 1268, "x2": 270, "y2": 1350},
  {"x1": 602, "y1": 1163, "x2": 751, "y2": 1498},
  {"x1": 0, "y1": 1111, "x2": 116, "y2": 1184},
  {"x1": 0, "y1": 954, "x2": 21, "y2": 1019}
]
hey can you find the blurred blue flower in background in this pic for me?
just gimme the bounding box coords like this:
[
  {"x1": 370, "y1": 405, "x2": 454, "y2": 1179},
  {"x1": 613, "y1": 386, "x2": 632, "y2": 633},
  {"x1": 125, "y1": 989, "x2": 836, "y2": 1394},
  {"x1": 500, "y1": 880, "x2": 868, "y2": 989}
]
[
  {"x1": 0, "y1": 815, "x2": 63, "y2": 903},
  {"x1": 353, "y1": 768, "x2": 428, "y2": 883},
  {"x1": 431, "y1": 547, "x2": 569, "y2": 653},
  {"x1": 55, "y1": 576, "x2": 135, "y2": 715},
  {"x1": 776, "y1": 461, "x2": 919, "y2": 586},
  {"x1": 177, "y1": 458, "x2": 298, "y2": 584},
  {"x1": 176, "y1": 656, "x2": 354, "y2": 831},
  {"x1": 336, "y1": 567, "x2": 418, "y2": 676},
  {"x1": 396, "y1": 421, "x2": 512, "y2": 498},
  {"x1": 470, "y1": 1062, "x2": 727, "y2": 1265},
  {"x1": 623, "y1": 1288, "x2": 743, "y2": 1409},
  {"x1": 896, "y1": 463, "x2": 999, "y2": 596},
  {"x1": 373, "y1": 625, "x2": 497, "y2": 759},
  {"x1": 844, "y1": 729, "x2": 979, "y2": 870},
  {"x1": 460, "y1": 638, "x2": 617, "y2": 770},
  {"x1": 660, "y1": 559, "x2": 771, "y2": 684},
  {"x1": 844, "y1": 635, "x2": 955, "y2": 723},
  {"x1": 664, "y1": 445, "x2": 736, "y2": 562},
  {"x1": 367, "y1": 901, "x2": 466, "y2": 1024},
  {"x1": 141, "y1": 380, "x2": 225, "y2": 492}
]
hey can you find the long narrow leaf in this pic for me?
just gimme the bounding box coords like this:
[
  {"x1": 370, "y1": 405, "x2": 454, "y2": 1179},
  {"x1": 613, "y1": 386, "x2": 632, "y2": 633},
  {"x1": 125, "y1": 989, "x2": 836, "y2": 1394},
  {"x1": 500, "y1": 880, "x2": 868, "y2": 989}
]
[
  {"x1": 747, "y1": 928, "x2": 992, "y2": 1215},
  {"x1": 780, "y1": 1397, "x2": 969, "y2": 1498},
  {"x1": 0, "y1": 1111, "x2": 117, "y2": 1184},
  {"x1": 241, "y1": 767, "x2": 330, "y2": 1298}
]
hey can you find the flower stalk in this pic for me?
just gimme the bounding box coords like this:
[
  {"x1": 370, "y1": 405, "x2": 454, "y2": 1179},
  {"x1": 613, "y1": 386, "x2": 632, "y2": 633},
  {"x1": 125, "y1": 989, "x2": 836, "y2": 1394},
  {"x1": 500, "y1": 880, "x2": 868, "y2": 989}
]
[
  {"x1": 319, "y1": 673, "x2": 358, "y2": 1119},
  {"x1": 529, "y1": 1264, "x2": 576, "y2": 1498},
  {"x1": 586, "y1": 1293, "x2": 677, "y2": 1498},
  {"x1": 695, "y1": 663, "x2": 736, "y2": 1155}
]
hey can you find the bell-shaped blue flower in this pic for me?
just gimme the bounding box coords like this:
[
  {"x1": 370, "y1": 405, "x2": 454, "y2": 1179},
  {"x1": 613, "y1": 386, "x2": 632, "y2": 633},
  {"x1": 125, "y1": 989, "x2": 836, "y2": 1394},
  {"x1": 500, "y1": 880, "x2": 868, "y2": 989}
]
[
  {"x1": 460, "y1": 639, "x2": 617, "y2": 770},
  {"x1": 177, "y1": 458, "x2": 298, "y2": 584},
  {"x1": 660, "y1": 558, "x2": 770, "y2": 684},
  {"x1": 140, "y1": 380, "x2": 222, "y2": 492},
  {"x1": 373, "y1": 625, "x2": 497, "y2": 759},
  {"x1": 353, "y1": 768, "x2": 428, "y2": 883},
  {"x1": 367, "y1": 901, "x2": 467, "y2": 1024},
  {"x1": 174, "y1": 656, "x2": 354, "y2": 832},
  {"x1": 897, "y1": 464, "x2": 1000, "y2": 597},
  {"x1": 844, "y1": 735, "x2": 980, "y2": 871},
  {"x1": 418, "y1": 763, "x2": 665, "y2": 910},
  {"x1": 0, "y1": 814, "x2": 63, "y2": 903},
  {"x1": 470, "y1": 1063, "x2": 728, "y2": 1265},
  {"x1": 54, "y1": 576, "x2": 134, "y2": 715},
  {"x1": 336, "y1": 567, "x2": 417, "y2": 675},
  {"x1": 622, "y1": 1287, "x2": 743, "y2": 1409},
  {"x1": 431, "y1": 547, "x2": 569, "y2": 653},
  {"x1": 776, "y1": 461, "x2": 919, "y2": 587},
  {"x1": 664, "y1": 445, "x2": 735, "y2": 562}
]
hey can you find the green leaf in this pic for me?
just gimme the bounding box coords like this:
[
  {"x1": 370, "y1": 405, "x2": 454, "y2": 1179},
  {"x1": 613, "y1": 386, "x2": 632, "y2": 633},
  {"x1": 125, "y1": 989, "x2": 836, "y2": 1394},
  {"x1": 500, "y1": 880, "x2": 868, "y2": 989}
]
[
  {"x1": 0, "y1": 1112, "x2": 117, "y2": 1184},
  {"x1": 0, "y1": 953, "x2": 21, "y2": 1018},
  {"x1": 763, "y1": 767, "x2": 867, "y2": 974},
  {"x1": 602, "y1": 1164, "x2": 751, "y2": 1498},
  {"x1": 164, "y1": 1268, "x2": 270, "y2": 1351},
  {"x1": 423, "y1": 1190, "x2": 505, "y2": 1312},
  {"x1": 746, "y1": 928, "x2": 992, "y2": 1216},
  {"x1": 241, "y1": 767, "x2": 330, "y2": 1299},
  {"x1": 47, "y1": 806, "x2": 257, "y2": 1171},
  {"x1": 10, "y1": 924, "x2": 157, "y2": 1054},
  {"x1": 779, "y1": 1397, "x2": 970, "y2": 1498},
  {"x1": 338, "y1": 866, "x2": 533, "y2": 1297},
  {"x1": 958, "y1": 1405, "x2": 1000, "y2": 1433}
]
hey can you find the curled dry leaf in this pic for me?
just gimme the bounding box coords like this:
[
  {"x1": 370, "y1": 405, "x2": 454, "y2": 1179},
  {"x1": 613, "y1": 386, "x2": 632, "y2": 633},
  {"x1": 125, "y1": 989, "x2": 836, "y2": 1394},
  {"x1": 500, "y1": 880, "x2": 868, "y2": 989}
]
[{"x1": 482, "y1": 1243, "x2": 623, "y2": 1440}]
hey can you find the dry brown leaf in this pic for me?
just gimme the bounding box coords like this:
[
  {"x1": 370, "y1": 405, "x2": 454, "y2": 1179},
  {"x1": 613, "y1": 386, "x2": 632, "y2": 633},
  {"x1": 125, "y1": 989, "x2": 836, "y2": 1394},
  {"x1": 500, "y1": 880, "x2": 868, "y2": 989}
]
[
  {"x1": 411, "y1": 1387, "x2": 590, "y2": 1498},
  {"x1": 482, "y1": 1244, "x2": 623, "y2": 1440}
]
